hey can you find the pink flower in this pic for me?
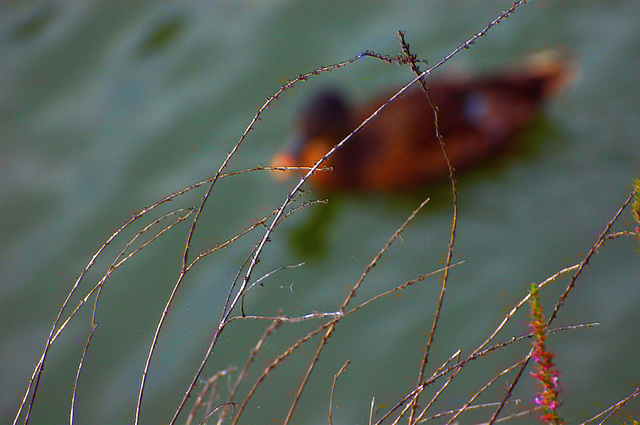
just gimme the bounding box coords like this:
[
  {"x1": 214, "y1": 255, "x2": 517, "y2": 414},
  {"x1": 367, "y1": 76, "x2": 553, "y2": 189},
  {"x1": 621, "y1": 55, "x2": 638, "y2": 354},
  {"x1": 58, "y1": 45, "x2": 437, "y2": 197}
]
[{"x1": 529, "y1": 284, "x2": 564, "y2": 424}]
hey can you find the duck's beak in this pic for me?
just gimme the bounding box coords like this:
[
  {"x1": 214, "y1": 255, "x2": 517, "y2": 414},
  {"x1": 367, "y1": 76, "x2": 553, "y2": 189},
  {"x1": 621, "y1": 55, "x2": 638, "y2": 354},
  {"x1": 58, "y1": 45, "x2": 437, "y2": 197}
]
[
  {"x1": 270, "y1": 134, "x2": 304, "y2": 181},
  {"x1": 270, "y1": 151, "x2": 297, "y2": 181}
]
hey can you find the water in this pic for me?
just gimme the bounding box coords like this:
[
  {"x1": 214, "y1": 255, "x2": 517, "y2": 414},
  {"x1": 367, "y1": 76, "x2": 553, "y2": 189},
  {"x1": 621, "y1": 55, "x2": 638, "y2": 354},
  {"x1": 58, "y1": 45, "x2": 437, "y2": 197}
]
[{"x1": 1, "y1": 1, "x2": 639, "y2": 424}]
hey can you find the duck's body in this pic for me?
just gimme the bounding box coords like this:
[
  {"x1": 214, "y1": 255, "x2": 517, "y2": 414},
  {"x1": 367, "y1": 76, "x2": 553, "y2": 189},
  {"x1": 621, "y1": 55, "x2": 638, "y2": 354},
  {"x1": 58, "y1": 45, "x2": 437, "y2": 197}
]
[{"x1": 274, "y1": 54, "x2": 574, "y2": 192}]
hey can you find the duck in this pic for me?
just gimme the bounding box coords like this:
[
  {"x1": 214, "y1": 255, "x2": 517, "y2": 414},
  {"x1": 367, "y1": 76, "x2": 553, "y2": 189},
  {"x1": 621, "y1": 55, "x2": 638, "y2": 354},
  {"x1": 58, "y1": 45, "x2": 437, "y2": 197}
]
[{"x1": 272, "y1": 52, "x2": 575, "y2": 192}]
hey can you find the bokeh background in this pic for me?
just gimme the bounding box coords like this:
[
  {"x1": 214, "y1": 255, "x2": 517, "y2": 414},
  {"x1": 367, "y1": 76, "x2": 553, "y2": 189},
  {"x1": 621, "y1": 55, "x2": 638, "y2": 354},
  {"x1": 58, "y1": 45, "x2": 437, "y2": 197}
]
[{"x1": 1, "y1": 1, "x2": 638, "y2": 424}]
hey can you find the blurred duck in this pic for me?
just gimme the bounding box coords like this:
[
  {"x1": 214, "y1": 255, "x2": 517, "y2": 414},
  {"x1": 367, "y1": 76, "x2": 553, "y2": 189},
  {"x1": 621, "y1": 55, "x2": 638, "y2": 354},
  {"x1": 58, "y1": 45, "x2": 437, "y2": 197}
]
[{"x1": 272, "y1": 52, "x2": 574, "y2": 192}]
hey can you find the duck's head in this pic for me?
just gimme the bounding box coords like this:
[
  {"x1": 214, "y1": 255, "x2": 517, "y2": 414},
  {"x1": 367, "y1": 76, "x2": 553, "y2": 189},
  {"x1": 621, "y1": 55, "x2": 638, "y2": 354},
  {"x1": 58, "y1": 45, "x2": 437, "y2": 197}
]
[{"x1": 271, "y1": 90, "x2": 354, "y2": 189}]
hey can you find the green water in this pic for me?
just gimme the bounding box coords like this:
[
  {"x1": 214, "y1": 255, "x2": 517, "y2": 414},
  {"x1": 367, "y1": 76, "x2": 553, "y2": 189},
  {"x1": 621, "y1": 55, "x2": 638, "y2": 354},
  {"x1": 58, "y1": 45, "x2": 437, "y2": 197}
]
[{"x1": 1, "y1": 1, "x2": 638, "y2": 424}]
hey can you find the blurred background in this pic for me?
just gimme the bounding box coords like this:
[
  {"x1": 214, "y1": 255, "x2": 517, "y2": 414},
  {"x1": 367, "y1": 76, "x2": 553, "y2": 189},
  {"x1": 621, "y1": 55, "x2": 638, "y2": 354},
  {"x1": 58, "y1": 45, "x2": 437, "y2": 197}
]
[{"x1": 1, "y1": 1, "x2": 638, "y2": 424}]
